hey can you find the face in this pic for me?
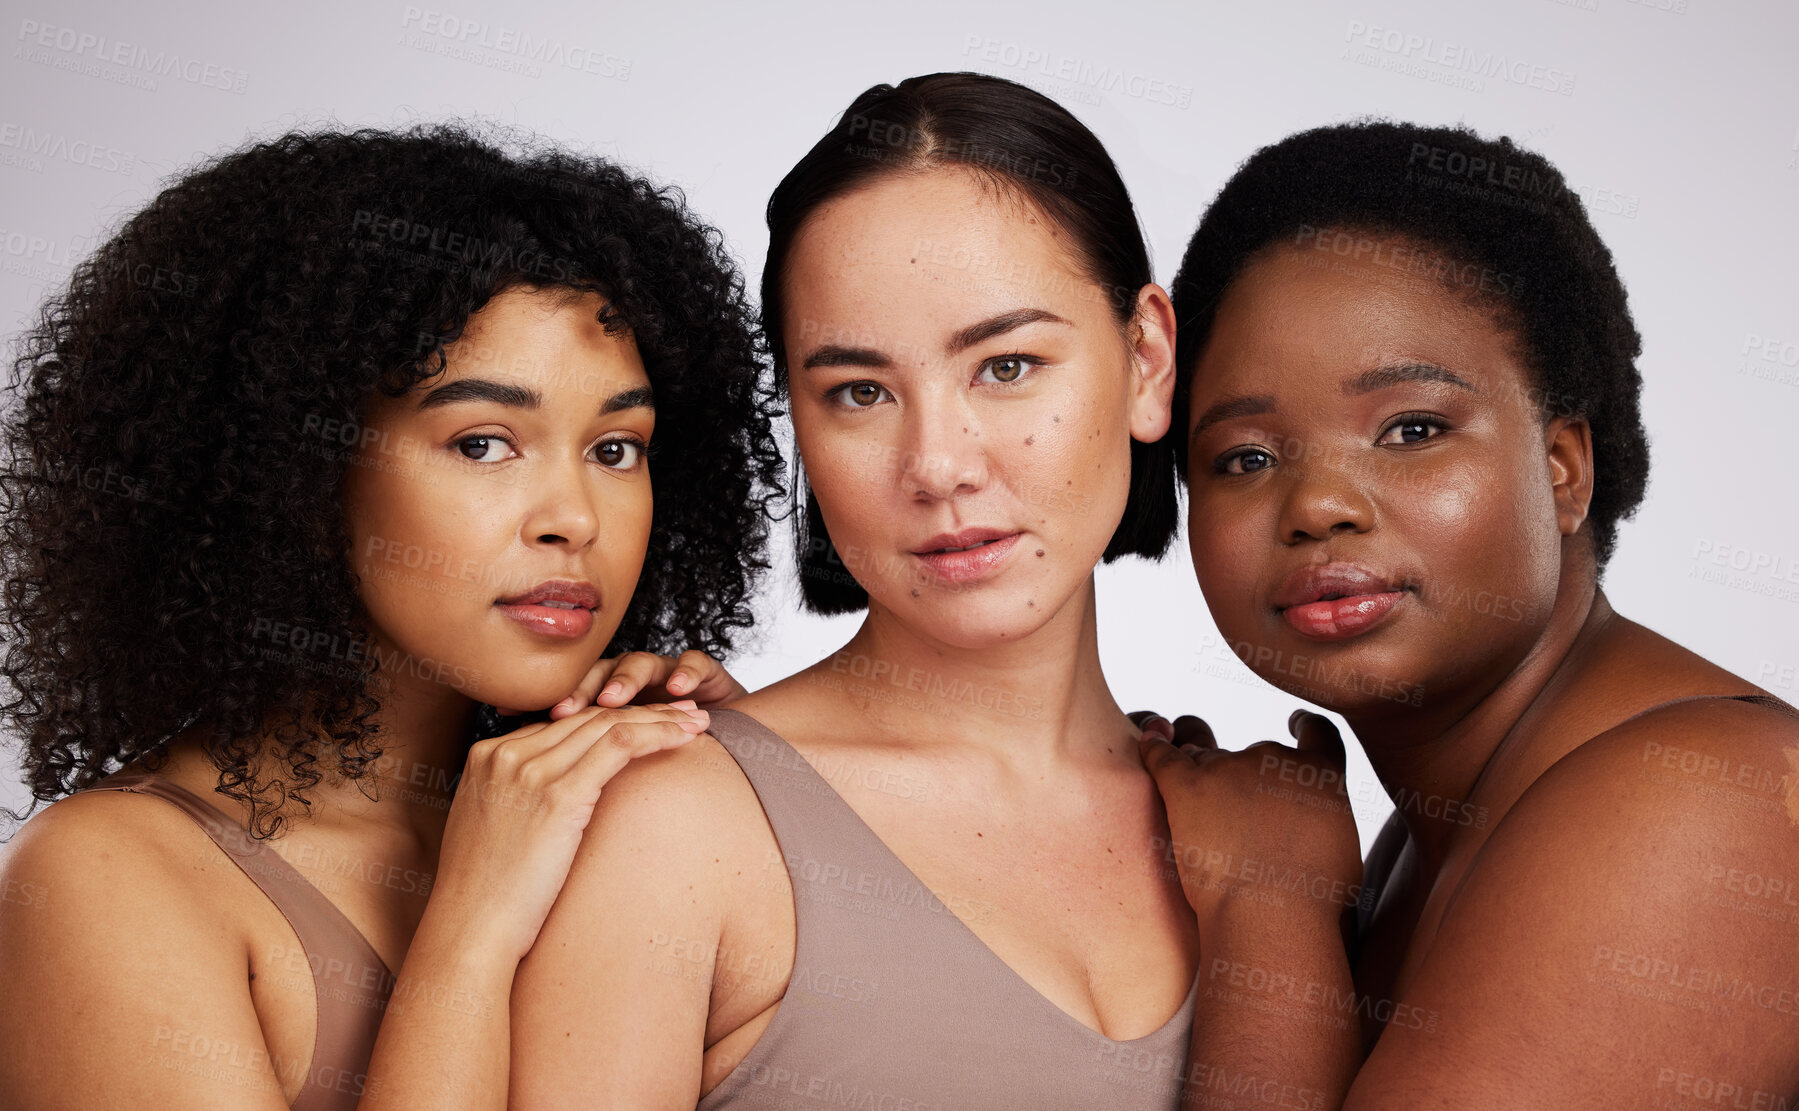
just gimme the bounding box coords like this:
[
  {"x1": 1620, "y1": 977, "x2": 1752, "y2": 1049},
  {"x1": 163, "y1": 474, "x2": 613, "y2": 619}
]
[
  {"x1": 782, "y1": 168, "x2": 1174, "y2": 648},
  {"x1": 1184, "y1": 237, "x2": 1592, "y2": 718},
  {"x1": 338, "y1": 286, "x2": 655, "y2": 712}
]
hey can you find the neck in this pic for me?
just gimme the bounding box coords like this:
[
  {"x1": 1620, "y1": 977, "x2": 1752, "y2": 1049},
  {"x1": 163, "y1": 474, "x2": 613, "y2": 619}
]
[
  {"x1": 207, "y1": 665, "x2": 480, "y2": 851},
  {"x1": 1345, "y1": 568, "x2": 1614, "y2": 865},
  {"x1": 824, "y1": 577, "x2": 1134, "y2": 770}
]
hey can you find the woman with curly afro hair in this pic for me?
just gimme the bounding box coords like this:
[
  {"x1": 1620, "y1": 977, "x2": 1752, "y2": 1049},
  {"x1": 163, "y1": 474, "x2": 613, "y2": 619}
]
[
  {"x1": 0, "y1": 123, "x2": 783, "y2": 1109},
  {"x1": 1137, "y1": 120, "x2": 1799, "y2": 1106}
]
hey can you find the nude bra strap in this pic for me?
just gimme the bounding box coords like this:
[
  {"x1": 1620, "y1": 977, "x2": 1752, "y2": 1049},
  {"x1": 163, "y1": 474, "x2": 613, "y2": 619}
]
[{"x1": 82, "y1": 775, "x2": 393, "y2": 1111}]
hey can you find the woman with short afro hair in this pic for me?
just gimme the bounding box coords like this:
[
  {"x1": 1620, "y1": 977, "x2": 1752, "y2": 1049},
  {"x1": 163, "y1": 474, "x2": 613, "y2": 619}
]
[{"x1": 0, "y1": 123, "x2": 782, "y2": 1109}]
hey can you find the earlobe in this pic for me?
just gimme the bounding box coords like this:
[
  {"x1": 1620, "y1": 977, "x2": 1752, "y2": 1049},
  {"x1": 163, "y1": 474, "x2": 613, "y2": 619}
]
[
  {"x1": 1547, "y1": 417, "x2": 1594, "y2": 537},
  {"x1": 1128, "y1": 284, "x2": 1179, "y2": 443}
]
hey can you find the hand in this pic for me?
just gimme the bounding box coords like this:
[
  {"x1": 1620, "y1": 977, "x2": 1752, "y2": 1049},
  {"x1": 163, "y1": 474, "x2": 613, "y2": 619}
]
[
  {"x1": 490, "y1": 649, "x2": 749, "y2": 719},
  {"x1": 1135, "y1": 709, "x2": 1362, "y2": 927},
  {"x1": 427, "y1": 701, "x2": 710, "y2": 961}
]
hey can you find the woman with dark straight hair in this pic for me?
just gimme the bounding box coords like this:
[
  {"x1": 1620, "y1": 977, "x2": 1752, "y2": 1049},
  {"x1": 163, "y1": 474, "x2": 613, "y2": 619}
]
[{"x1": 512, "y1": 72, "x2": 1352, "y2": 1110}]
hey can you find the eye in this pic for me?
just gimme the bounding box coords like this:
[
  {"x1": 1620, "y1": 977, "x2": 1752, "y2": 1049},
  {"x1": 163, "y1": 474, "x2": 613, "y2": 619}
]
[
  {"x1": 1214, "y1": 447, "x2": 1276, "y2": 476},
  {"x1": 595, "y1": 437, "x2": 645, "y2": 470},
  {"x1": 455, "y1": 434, "x2": 515, "y2": 463},
  {"x1": 976, "y1": 354, "x2": 1040, "y2": 385},
  {"x1": 828, "y1": 381, "x2": 891, "y2": 409},
  {"x1": 1376, "y1": 414, "x2": 1448, "y2": 445}
]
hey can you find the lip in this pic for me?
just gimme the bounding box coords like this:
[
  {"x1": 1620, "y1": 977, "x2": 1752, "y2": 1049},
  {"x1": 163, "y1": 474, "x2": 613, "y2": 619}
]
[
  {"x1": 1272, "y1": 562, "x2": 1410, "y2": 642},
  {"x1": 910, "y1": 528, "x2": 1022, "y2": 586},
  {"x1": 494, "y1": 579, "x2": 600, "y2": 640}
]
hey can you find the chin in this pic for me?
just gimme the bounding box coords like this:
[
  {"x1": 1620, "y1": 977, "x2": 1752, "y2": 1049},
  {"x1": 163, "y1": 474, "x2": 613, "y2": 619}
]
[{"x1": 905, "y1": 588, "x2": 1061, "y2": 648}]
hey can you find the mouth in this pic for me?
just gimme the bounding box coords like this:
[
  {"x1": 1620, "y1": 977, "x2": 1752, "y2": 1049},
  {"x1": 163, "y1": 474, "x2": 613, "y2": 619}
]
[
  {"x1": 494, "y1": 579, "x2": 600, "y2": 639},
  {"x1": 909, "y1": 528, "x2": 1024, "y2": 585},
  {"x1": 1272, "y1": 562, "x2": 1411, "y2": 641}
]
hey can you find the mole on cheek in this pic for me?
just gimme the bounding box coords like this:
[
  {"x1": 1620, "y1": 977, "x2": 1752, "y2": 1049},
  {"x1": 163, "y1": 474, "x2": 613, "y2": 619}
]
[
  {"x1": 1025, "y1": 435, "x2": 1034, "y2": 446},
  {"x1": 911, "y1": 588, "x2": 920, "y2": 598},
  {"x1": 1035, "y1": 549, "x2": 1045, "y2": 557}
]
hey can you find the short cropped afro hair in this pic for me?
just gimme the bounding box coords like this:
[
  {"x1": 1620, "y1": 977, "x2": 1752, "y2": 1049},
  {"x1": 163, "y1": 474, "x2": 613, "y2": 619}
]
[
  {"x1": 1, "y1": 123, "x2": 782, "y2": 835},
  {"x1": 1169, "y1": 120, "x2": 1649, "y2": 570}
]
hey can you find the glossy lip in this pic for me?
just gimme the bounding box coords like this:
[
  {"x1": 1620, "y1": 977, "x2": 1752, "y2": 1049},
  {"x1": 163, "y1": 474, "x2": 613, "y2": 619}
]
[
  {"x1": 910, "y1": 528, "x2": 1023, "y2": 586},
  {"x1": 1272, "y1": 562, "x2": 1411, "y2": 642},
  {"x1": 494, "y1": 579, "x2": 600, "y2": 640}
]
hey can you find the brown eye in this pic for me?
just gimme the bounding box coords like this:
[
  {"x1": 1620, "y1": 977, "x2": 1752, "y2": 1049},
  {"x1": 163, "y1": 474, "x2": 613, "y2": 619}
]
[
  {"x1": 456, "y1": 435, "x2": 514, "y2": 463},
  {"x1": 1376, "y1": 415, "x2": 1447, "y2": 445},
  {"x1": 595, "y1": 439, "x2": 643, "y2": 469},
  {"x1": 977, "y1": 355, "x2": 1038, "y2": 384},
  {"x1": 830, "y1": 381, "x2": 890, "y2": 408}
]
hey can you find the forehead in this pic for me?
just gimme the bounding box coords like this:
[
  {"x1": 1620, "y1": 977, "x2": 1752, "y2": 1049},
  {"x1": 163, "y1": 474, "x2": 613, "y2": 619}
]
[
  {"x1": 782, "y1": 169, "x2": 1106, "y2": 344},
  {"x1": 438, "y1": 286, "x2": 649, "y2": 398},
  {"x1": 1193, "y1": 241, "x2": 1525, "y2": 395}
]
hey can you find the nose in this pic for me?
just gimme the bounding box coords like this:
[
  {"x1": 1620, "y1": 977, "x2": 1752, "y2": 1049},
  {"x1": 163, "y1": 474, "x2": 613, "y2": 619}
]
[
  {"x1": 521, "y1": 454, "x2": 601, "y2": 550},
  {"x1": 1275, "y1": 459, "x2": 1375, "y2": 544},
  {"x1": 897, "y1": 389, "x2": 986, "y2": 501}
]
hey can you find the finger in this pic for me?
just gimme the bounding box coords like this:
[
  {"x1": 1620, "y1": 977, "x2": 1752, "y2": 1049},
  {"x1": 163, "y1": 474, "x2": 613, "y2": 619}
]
[
  {"x1": 1136, "y1": 732, "x2": 1193, "y2": 784},
  {"x1": 1129, "y1": 712, "x2": 1175, "y2": 743},
  {"x1": 519, "y1": 704, "x2": 710, "y2": 782},
  {"x1": 479, "y1": 703, "x2": 706, "y2": 770},
  {"x1": 1171, "y1": 715, "x2": 1217, "y2": 751},
  {"x1": 594, "y1": 652, "x2": 671, "y2": 707},
  {"x1": 1289, "y1": 710, "x2": 1346, "y2": 768},
  {"x1": 550, "y1": 657, "x2": 626, "y2": 719},
  {"x1": 560, "y1": 717, "x2": 706, "y2": 804},
  {"x1": 667, "y1": 649, "x2": 746, "y2": 704}
]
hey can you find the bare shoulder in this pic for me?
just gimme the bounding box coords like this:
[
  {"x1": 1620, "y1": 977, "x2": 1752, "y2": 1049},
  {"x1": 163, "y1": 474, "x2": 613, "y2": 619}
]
[
  {"x1": 1, "y1": 786, "x2": 237, "y2": 921},
  {"x1": 566, "y1": 728, "x2": 776, "y2": 901},
  {"x1": 1512, "y1": 693, "x2": 1799, "y2": 852},
  {"x1": 0, "y1": 788, "x2": 287, "y2": 1109},
  {"x1": 1345, "y1": 698, "x2": 1799, "y2": 1106}
]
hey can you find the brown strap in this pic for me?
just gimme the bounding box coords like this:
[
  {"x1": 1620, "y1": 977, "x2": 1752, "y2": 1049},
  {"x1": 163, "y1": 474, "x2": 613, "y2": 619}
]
[{"x1": 82, "y1": 775, "x2": 393, "y2": 1111}]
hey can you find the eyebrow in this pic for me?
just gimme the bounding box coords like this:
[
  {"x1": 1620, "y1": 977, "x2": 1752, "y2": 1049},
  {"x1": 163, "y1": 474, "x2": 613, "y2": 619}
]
[
  {"x1": 599, "y1": 386, "x2": 655, "y2": 414},
  {"x1": 1344, "y1": 363, "x2": 1476, "y2": 395},
  {"x1": 417, "y1": 377, "x2": 542, "y2": 411},
  {"x1": 1191, "y1": 395, "x2": 1275, "y2": 441},
  {"x1": 416, "y1": 377, "x2": 654, "y2": 415},
  {"x1": 947, "y1": 308, "x2": 1070, "y2": 354},
  {"x1": 795, "y1": 307, "x2": 1071, "y2": 371}
]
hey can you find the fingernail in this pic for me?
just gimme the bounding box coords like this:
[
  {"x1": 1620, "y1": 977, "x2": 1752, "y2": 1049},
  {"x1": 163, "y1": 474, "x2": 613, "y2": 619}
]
[
  {"x1": 679, "y1": 718, "x2": 706, "y2": 732},
  {"x1": 602, "y1": 682, "x2": 624, "y2": 699},
  {"x1": 1288, "y1": 709, "x2": 1306, "y2": 734},
  {"x1": 670, "y1": 671, "x2": 689, "y2": 687}
]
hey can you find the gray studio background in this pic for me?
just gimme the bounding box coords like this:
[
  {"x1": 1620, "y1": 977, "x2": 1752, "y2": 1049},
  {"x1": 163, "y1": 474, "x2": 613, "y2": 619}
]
[{"x1": 1, "y1": 0, "x2": 1794, "y2": 851}]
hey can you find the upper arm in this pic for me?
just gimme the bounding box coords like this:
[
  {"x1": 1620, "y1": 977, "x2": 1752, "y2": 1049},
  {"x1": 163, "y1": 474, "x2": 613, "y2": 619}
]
[
  {"x1": 509, "y1": 734, "x2": 758, "y2": 1110},
  {"x1": 1346, "y1": 704, "x2": 1799, "y2": 1109},
  {"x1": 0, "y1": 794, "x2": 291, "y2": 1111}
]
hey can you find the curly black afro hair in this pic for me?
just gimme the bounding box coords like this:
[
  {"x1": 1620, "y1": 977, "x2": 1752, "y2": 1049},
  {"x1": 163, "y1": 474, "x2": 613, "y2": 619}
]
[
  {"x1": 1, "y1": 123, "x2": 783, "y2": 835},
  {"x1": 1169, "y1": 120, "x2": 1649, "y2": 570}
]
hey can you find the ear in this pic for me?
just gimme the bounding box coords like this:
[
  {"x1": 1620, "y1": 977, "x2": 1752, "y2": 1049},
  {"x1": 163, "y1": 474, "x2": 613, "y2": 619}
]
[
  {"x1": 1127, "y1": 283, "x2": 1178, "y2": 443},
  {"x1": 1546, "y1": 415, "x2": 1594, "y2": 539}
]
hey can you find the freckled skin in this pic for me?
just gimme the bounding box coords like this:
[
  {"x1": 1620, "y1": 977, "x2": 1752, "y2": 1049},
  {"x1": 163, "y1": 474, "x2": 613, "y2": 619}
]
[{"x1": 785, "y1": 170, "x2": 1160, "y2": 649}]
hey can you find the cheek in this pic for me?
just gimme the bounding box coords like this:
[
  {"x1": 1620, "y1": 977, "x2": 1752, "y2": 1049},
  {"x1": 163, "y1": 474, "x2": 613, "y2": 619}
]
[
  {"x1": 1187, "y1": 493, "x2": 1263, "y2": 622},
  {"x1": 1399, "y1": 455, "x2": 1560, "y2": 601}
]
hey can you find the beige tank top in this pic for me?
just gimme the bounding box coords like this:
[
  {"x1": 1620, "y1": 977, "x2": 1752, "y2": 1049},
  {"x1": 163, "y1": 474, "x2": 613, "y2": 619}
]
[
  {"x1": 79, "y1": 774, "x2": 393, "y2": 1111},
  {"x1": 697, "y1": 708, "x2": 1200, "y2": 1111}
]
